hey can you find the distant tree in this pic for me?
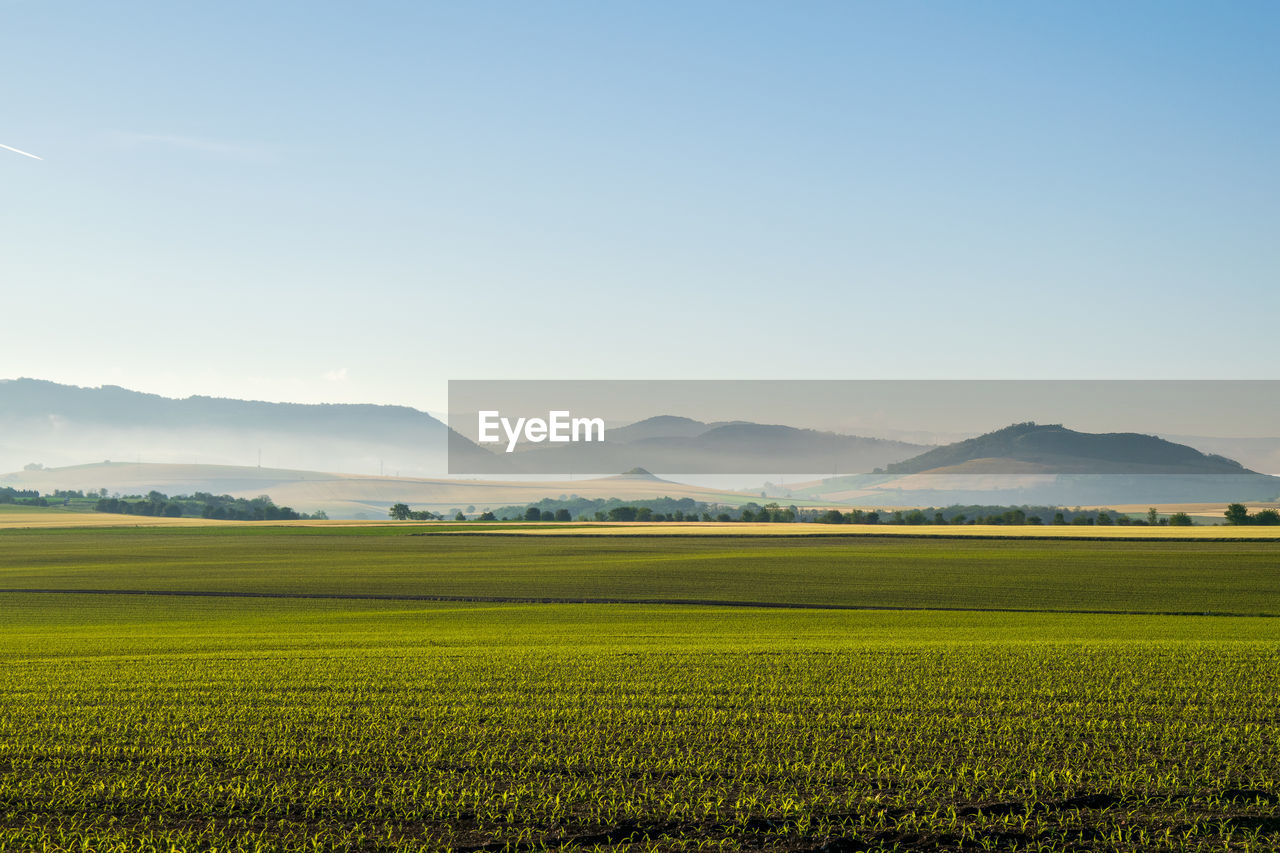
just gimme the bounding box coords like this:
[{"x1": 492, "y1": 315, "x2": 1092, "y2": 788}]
[
  {"x1": 388, "y1": 503, "x2": 411, "y2": 521},
  {"x1": 540, "y1": 510, "x2": 555, "y2": 521},
  {"x1": 1096, "y1": 512, "x2": 1113, "y2": 526},
  {"x1": 740, "y1": 509, "x2": 755, "y2": 522},
  {"x1": 478, "y1": 511, "x2": 496, "y2": 521},
  {"x1": 466, "y1": 505, "x2": 476, "y2": 513},
  {"x1": 455, "y1": 512, "x2": 466, "y2": 521},
  {"x1": 863, "y1": 512, "x2": 880, "y2": 525},
  {"x1": 716, "y1": 513, "x2": 730, "y2": 522},
  {"x1": 1254, "y1": 509, "x2": 1280, "y2": 526},
  {"x1": 1027, "y1": 515, "x2": 1042, "y2": 525},
  {"x1": 635, "y1": 507, "x2": 653, "y2": 522},
  {"x1": 1053, "y1": 512, "x2": 1067, "y2": 525},
  {"x1": 1168, "y1": 512, "x2": 1193, "y2": 526},
  {"x1": 1147, "y1": 507, "x2": 1160, "y2": 525},
  {"x1": 524, "y1": 506, "x2": 542, "y2": 522},
  {"x1": 554, "y1": 508, "x2": 571, "y2": 522},
  {"x1": 1225, "y1": 503, "x2": 1251, "y2": 525}
]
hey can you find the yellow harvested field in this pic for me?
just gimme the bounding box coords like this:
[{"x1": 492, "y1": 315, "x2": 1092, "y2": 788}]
[
  {"x1": 0, "y1": 504, "x2": 422, "y2": 530},
  {"x1": 0, "y1": 511, "x2": 232, "y2": 529},
  {"x1": 443, "y1": 522, "x2": 1280, "y2": 539}
]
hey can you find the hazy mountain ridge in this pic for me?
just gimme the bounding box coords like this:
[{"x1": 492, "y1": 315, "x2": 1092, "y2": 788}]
[
  {"x1": 1157, "y1": 434, "x2": 1280, "y2": 477},
  {"x1": 605, "y1": 416, "x2": 717, "y2": 443},
  {"x1": 790, "y1": 423, "x2": 1280, "y2": 506},
  {"x1": 480, "y1": 417, "x2": 930, "y2": 475},
  {"x1": 883, "y1": 422, "x2": 1254, "y2": 476},
  {"x1": 5, "y1": 380, "x2": 925, "y2": 478},
  {"x1": 6, "y1": 382, "x2": 1277, "y2": 509},
  {"x1": 0, "y1": 378, "x2": 491, "y2": 476},
  {"x1": 1, "y1": 378, "x2": 443, "y2": 438}
]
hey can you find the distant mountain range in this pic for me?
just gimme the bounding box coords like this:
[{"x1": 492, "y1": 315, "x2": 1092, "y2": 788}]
[
  {"x1": 3, "y1": 380, "x2": 929, "y2": 478},
  {"x1": 4, "y1": 381, "x2": 1278, "y2": 507},
  {"x1": 787, "y1": 423, "x2": 1280, "y2": 506},
  {"x1": 882, "y1": 422, "x2": 1251, "y2": 475},
  {"x1": 459, "y1": 415, "x2": 929, "y2": 475},
  {"x1": 0, "y1": 378, "x2": 492, "y2": 477}
]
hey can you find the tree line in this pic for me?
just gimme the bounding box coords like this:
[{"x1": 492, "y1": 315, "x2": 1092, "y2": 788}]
[
  {"x1": 378, "y1": 498, "x2": 1260, "y2": 527},
  {"x1": 1224, "y1": 503, "x2": 1280, "y2": 525},
  {"x1": 809, "y1": 505, "x2": 1194, "y2": 526},
  {"x1": 94, "y1": 491, "x2": 325, "y2": 521},
  {"x1": 0, "y1": 486, "x2": 46, "y2": 507}
]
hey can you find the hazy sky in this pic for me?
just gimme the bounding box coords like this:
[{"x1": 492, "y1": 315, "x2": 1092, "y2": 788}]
[{"x1": 3, "y1": 2, "x2": 1276, "y2": 413}]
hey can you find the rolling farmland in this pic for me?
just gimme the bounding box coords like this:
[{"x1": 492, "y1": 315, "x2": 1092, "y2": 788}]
[{"x1": 2, "y1": 527, "x2": 1279, "y2": 851}]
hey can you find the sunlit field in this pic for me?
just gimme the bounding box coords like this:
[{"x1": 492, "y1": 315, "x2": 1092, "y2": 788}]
[{"x1": 2, "y1": 528, "x2": 1278, "y2": 851}]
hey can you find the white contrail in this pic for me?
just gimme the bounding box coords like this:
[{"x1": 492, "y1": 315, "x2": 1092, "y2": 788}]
[{"x1": 0, "y1": 142, "x2": 42, "y2": 160}]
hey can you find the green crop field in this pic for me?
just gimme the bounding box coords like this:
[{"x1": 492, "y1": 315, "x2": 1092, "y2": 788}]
[
  {"x1": 2, "y1": 528, "x2": 1279, "y2": 851},
  {"x1": 3, "y1": 527, "x2": 1280, "y2": 614}
]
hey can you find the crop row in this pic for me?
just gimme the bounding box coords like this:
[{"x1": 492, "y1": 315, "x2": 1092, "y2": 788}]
[{"x1": 3, "y1": 642, "x2": 1279, "y2": 851}]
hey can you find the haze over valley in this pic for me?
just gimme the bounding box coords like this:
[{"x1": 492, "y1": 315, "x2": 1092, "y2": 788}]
[{"x1": 5, "y1": 379, "x2": 1278, "y2": 517}]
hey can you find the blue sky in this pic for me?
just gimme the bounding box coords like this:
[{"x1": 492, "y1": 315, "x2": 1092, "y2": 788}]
[{"x1": 2, "y1": 1, "x2": 1276, "y2": 412}]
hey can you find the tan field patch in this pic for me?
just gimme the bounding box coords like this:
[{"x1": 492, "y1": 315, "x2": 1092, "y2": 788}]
[
  {"x1": 1101, "y1": 502, "x2": 1279, "y2": 515},
  {"x1": 907, "y1": 458, "x2": 1058, "y2": 475},
  {"x1": 838, "y1": 470, "x2": 1060, "y2": 492},
  {"x1": 0, "y1": 510, "x2": 233, "y2": 529},
  {"x1": 0, "y1": 504, "x2": 439, "y2": 530}
]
